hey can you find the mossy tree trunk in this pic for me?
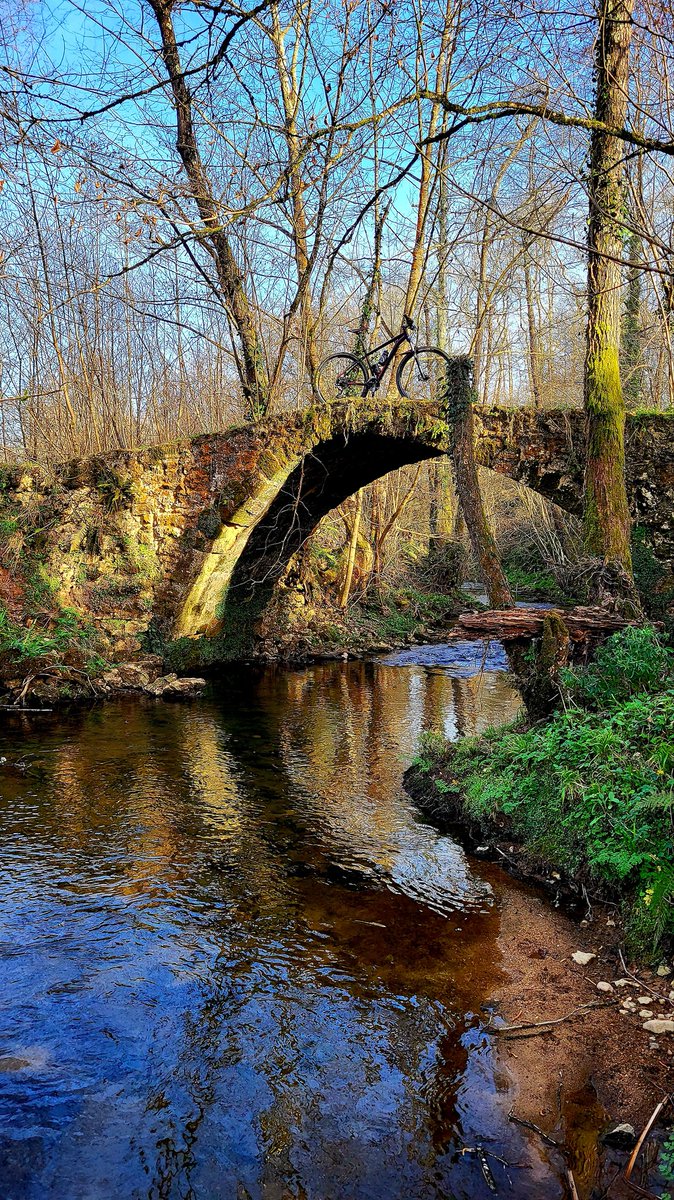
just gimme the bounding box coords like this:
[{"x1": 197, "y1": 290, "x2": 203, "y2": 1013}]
[
  {"x1": 508, "y1": 612, "x2": 571, "y2": 719},
  {"x1": 444, "y1": 358, "x2": 513, "y2": 608},
  {"x1": 583, "y1": 0, "x2": 635, "y2": 571}
]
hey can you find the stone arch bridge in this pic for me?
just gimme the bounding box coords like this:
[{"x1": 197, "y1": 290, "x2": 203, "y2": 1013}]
[{"x1": 4, "y1": 402, "x2": 672, "y2": 666}]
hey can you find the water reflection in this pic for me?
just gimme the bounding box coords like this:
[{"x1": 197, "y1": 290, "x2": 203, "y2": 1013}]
[{"x1": 0, "y1": 648, "x2": 561, "y2": 1200}]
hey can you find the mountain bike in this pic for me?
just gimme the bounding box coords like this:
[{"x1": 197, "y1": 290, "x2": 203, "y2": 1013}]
[{"x1": 315, "y1": 316, "x2": 451, "y2": 404}]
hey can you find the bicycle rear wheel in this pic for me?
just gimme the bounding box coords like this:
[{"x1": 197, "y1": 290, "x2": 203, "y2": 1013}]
[
  {"x1": 316, "y1": 353, "x2": 368, "y2": 403},
  {"x1": 396, "y1": 347, "x2": 452, "y2": 402}
]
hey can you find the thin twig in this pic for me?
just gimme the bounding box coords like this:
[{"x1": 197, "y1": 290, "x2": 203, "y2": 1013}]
[
  {"x1": 619, "y1": 949, "x2": 671, "y2": 1003},
  {"x1": 566, "y1": 1167, "x2": 580, "y2": 1200},
  {"x1": 0, "y1": 705, "x2": 53, "y2": 712},
  {"x1": 489, "y1": 1000, "x2": 616, "y2": 1037},
  {"x1": 624, "y1": 1095, "x2": 670, "y2": 1183},
  {"x1": 624, "y1": 1180, "x2": 662, "y2": 1200},
  {"x1": 508, "y1": 1109, "x2": 559, "y2": 1147}
]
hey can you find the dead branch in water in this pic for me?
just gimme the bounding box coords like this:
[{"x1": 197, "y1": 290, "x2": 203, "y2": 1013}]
[
  {"x1": 566, "y1": 1167, "x2": 580, "y2": 1200},
  {"x1": 508, "y1": 1110, "x2": 559, "y2": 1147},
  {"x1": 488, "y1": 999, "x2": 617, "y2": 1038}
]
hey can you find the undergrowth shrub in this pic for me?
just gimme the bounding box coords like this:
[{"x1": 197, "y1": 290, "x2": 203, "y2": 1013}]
[
  {"x1": 0, "y1": 604, "x2": 94, "y2": 662},
  {"x1": 657, "y1": 1131, "x2": 674, "y2": 1198},
  {"x1": 562, "y1": 625, "x2": 674, "y2": 707},
  {"x1": 93, "y1": 464, "x2": 134, "y2": 512}
]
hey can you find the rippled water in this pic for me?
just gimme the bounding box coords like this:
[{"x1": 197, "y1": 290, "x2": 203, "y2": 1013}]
[{"x1": 0, "y1": 648, "x2": 578, "y2": 1199}]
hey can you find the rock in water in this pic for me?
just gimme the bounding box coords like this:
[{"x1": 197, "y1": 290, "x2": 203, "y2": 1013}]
[{"x1": 599, "y1": 1122, "x2": 637, "y2": 1151}]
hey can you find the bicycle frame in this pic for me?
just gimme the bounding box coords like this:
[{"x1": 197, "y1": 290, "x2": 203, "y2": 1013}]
[{"x1": 360, "y1": 327, "x2": 414, "y2": 388}]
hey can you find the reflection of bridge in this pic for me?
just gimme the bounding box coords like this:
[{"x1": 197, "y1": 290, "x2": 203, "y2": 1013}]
[{"x1": 8, "y1": 402, "x2": 674, "y2": 662}]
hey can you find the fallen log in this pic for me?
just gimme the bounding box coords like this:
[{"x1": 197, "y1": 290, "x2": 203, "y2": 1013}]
[{"x1": 451, "y1": 605, "x2": 632, "y2": 643}]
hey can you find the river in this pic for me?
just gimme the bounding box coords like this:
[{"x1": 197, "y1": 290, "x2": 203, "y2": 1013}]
[{"x1": 0, "y1": 643, "x2": 595, "y2": 1198}]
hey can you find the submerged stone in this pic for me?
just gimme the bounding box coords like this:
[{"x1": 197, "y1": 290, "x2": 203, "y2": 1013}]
[{"x1": 599, "y1": 1122, "x2": 637, "y2": 1151}]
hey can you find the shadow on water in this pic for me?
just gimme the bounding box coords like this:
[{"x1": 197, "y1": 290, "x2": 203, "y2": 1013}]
[{"x1": 0, "y1": 647, "x2": 590, "y2": 1198}]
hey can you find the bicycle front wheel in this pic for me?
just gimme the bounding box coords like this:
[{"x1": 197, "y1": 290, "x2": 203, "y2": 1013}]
[
  {"x1": 396, "y1": 347, "x2": 452, "y2": 402},
  {"x1": 316, "y1": 353, "x2": 368, "y2": 403}
]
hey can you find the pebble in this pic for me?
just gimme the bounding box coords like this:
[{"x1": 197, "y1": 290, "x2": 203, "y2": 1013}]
[
  {"x1": 656, "y1": 965, "x2": 672, "y2": 977},
  {"x1": 637, "y1": 996, "x2": 653, "y2": 1004},
  {"x1": 596, "y1": 981, "x2": 613, "y2": 993},
  {"x1": 571, "y1": 951, "x2": 596, "y2": 966},
  {"x1": 643, "y1": 1018, "x2": 674, "y2": 1034},
  {"x1": 614, "y1": 978, "x2": 636, "y2": 989},
  {"x1": 639, "y1": 1009, "x2": 655, "y2": 1019}
]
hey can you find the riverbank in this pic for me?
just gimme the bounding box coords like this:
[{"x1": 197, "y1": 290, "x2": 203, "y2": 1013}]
[
  {"x1": 403, "y1": 625, "x2": 674, "y2": 1190},
  {"x1": 402, "y1": 789, "x2": 674, "y2": 1190},
  {"x1": 405, "y1": 626, "x2": 674, "y2": 959},
  {"x1": 484, "y1": 867, "x2": 674, "y2": 1197},
  {"x1": 0, "y1": 582, "x2": 473, "y2": 706}
]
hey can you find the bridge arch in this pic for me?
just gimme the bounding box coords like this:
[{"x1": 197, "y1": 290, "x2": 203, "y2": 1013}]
[
  {"x1": 174, "y1": 420, "x2": 448, "y2": 646},
  {"x1": 166, "y1": 404, "x2": 674, "y2": 664}
]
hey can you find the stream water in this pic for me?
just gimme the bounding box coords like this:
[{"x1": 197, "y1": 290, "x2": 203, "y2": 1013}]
[{"x1": 0, "y1": 645, "x2": 596, "y2": 1199}]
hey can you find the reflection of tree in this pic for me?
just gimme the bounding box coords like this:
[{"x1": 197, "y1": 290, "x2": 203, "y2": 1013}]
[
  {"x1": 451, "y1": 672, "x2": 522, "y2": 740},
  {"x1": 0, "y1": 659, "x2": 525, "y2": 1198}
]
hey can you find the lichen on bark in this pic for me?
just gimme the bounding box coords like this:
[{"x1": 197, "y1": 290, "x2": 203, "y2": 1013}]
[{"x1": 583, "y1": 0, "x2": 635, "y2": 575}]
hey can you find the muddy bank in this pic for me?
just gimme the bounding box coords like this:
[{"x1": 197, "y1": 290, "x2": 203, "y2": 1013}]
[
  {"x1": 406, "y1": 765, "x2": 674, "y2": 1194},
  {"x1": 489, "y1": 871, "x2": 673, "y2": 1197}
]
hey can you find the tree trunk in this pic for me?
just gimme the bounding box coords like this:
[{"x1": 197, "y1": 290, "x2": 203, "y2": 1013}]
[
  {"x1": 436, "y1": 169, "x2": 449, "y2": 355},
  {"x1": 429, "y1": 459, "x2": 455, "y2": 542},
  {"x1": 353, "y1": 203, "x2": 388, "y2": 358},
  {"x1": 583, "y1": 0, "x2": 635, "y2": 570},
  {"x1": 523, "y1": 249, "x2": 543, "y2": 407},
  {"x1": 269, "y1": 2, "x2": 320, "y2": 386},
  {"x1": 386, "y1": 0, "x2": 455, "y2": 395},
  {"x1": 621, "y1": 228, "x2": 643, "y2": 407},
  {"x1": 444, "y1": 358, "x2": 514, "y2": 607},
  {"x1": 339, "y1": 489, "x2": 363, "y2": 608},
  {"x1": 148, "y1": 0, "x2": 269, "y2": 419}
]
